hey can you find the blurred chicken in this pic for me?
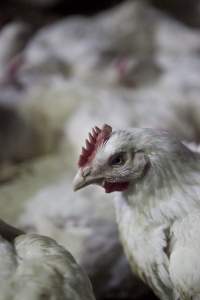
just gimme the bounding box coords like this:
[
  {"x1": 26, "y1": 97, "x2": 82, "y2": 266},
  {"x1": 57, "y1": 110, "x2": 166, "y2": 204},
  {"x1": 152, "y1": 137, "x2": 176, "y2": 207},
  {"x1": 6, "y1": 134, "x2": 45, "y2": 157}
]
[
  {"x1": 0, "y1": 220, "x2": 95, "y2": 300},
  {"x1": 74, "y1": 124, "x2": 200, "y2": 300}
]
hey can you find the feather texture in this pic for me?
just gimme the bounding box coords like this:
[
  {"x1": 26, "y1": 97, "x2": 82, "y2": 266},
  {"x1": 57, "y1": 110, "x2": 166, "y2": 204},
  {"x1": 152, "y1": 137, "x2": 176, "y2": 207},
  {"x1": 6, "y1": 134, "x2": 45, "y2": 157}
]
[
  {"x1": 112, "y1": 129, "x2": 200, "y2": 300},
  {"x1": 0, "y1": 228, "x2": 95, "y2": 300},
  {"x1": 74, "y1": 127, "x2": 200, "y2": 300}
]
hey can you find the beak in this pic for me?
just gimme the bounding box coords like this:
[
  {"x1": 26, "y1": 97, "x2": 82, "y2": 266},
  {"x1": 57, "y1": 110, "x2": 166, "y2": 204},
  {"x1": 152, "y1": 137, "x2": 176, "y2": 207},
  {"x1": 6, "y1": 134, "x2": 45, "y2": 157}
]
[{"x1": 73, "y1": 169, "x2": 103, "y2": 192}]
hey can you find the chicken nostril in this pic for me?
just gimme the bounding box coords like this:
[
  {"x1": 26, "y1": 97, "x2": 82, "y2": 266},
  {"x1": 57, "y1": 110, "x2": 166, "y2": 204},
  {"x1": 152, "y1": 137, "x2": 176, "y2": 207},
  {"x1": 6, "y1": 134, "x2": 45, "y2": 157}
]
[{"x1": 82, "y1": 168, "x2": 91, "y2": 178}]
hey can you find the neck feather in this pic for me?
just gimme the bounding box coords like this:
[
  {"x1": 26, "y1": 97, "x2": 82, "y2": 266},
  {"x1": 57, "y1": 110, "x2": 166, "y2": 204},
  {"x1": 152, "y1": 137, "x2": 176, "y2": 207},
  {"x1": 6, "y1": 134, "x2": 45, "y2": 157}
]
[{"x1": 125, "y1": 150, "x2": 200, "y2": 224}]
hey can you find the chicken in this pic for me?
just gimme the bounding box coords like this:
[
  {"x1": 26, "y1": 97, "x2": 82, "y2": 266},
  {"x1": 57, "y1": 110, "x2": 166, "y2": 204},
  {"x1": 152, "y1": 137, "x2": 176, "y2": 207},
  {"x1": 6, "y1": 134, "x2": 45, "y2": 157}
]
[
  {"x1": 73, "y1": 124, "x2": 200, "y2": 300},
  {"x1": 0, "y1": 220, "x2": 95, "y2": 300}
]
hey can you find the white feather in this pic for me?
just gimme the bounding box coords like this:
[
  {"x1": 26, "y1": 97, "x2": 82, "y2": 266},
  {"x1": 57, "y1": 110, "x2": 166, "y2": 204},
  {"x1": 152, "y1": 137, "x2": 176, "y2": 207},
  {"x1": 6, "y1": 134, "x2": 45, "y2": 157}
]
[
  {"x1": 107, "y1": 129, "x2": 200, "y2": 299},
  {"x1": 0, "y1": 233, "x2": 95, "y2": 300}
]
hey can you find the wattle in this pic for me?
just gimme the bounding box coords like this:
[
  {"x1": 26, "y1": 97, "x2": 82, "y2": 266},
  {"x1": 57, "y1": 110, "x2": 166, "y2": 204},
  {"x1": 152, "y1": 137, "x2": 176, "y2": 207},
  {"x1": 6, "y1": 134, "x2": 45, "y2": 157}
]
[{"x1": 103, "y1": 181, "x2": 129, "y2": 193}]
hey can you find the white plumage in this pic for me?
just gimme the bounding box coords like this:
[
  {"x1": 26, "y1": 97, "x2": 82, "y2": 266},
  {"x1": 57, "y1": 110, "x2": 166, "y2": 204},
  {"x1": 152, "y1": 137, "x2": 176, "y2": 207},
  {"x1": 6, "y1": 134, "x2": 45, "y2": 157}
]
[
  {"x1": 0, "y1": 221, "x2": 95, "y2": 300},
  {"x1": 74, "y1": 125, "x2": 200, "y2": 300}
]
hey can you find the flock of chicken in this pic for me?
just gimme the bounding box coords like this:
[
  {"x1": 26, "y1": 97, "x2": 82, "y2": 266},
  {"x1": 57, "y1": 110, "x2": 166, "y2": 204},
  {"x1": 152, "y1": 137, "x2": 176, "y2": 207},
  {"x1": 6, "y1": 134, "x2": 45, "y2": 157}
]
[{"x1": 1, "y1": 124, "x2": 200, "y2": 299}]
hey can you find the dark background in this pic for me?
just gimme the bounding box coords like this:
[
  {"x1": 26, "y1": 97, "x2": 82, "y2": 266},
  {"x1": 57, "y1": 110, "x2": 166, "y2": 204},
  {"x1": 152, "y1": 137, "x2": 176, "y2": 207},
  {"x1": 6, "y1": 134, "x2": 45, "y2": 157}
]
[{"x1": 1, "y1": 0, "x2": 200, "y2": 28}]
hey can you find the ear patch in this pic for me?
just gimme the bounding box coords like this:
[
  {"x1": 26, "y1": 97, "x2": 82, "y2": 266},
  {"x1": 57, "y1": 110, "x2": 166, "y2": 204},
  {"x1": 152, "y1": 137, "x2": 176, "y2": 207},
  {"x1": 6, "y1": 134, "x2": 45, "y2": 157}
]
[{"x1": 78, "y1": 124, "x2": 112, "y2": 167}]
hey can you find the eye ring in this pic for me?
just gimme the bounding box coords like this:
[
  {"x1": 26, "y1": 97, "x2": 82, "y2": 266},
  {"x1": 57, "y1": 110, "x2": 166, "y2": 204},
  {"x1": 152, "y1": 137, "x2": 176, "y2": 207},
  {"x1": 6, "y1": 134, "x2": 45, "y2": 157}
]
[{"x1": 109, "y1": 152, "x2": 125, "y2": 166}]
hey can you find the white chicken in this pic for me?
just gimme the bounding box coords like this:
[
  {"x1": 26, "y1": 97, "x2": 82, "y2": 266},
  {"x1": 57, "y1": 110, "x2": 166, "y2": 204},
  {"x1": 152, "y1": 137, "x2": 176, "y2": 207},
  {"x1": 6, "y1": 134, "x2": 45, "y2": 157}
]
[
  {"x1": 0, "y1": 220, "x2": 95, "y2": 300},
  {"x1": 73, "y1": 124, "x2": 200, "y2": 300}
]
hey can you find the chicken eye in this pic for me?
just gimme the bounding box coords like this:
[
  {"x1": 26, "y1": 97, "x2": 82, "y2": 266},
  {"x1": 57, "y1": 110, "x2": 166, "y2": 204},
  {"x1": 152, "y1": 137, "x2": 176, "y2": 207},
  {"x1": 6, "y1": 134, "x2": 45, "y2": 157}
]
[{"x1": 109, "y1": 153, "x2": 125, "y2": 166}]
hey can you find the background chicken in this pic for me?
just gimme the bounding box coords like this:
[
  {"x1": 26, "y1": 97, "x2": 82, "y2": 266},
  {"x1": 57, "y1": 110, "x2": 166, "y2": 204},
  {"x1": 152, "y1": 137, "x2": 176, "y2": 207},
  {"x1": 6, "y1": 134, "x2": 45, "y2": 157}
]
[
  {"x1": 1, "y1": 1, "x2": 200, "y2": 300},
  {"x1": 0, "y1": 219, "x2": 95, "y2": 300},
  {"x1": 74, "y1": 124, "x2": 200, "y2": 300}
]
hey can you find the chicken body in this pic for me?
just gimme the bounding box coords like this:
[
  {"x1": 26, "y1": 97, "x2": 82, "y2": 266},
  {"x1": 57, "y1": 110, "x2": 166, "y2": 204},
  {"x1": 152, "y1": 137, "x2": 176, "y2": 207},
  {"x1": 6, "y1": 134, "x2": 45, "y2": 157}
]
[
  {"x1": 115, "y1": 192, "x2": 200, "y2": 300},
  {"x1": 74, "y1": 125, "x2": 200, "y2": 300},
  {"x1": 0, "y1": 229, "x2": 95, "y2": 300}
]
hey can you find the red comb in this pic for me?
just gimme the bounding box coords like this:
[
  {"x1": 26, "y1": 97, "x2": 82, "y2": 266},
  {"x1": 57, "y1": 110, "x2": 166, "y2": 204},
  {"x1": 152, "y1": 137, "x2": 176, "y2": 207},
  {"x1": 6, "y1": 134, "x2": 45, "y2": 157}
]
[{"x1": 78, "y1": 124, "x2": 112, "y2": 168}]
